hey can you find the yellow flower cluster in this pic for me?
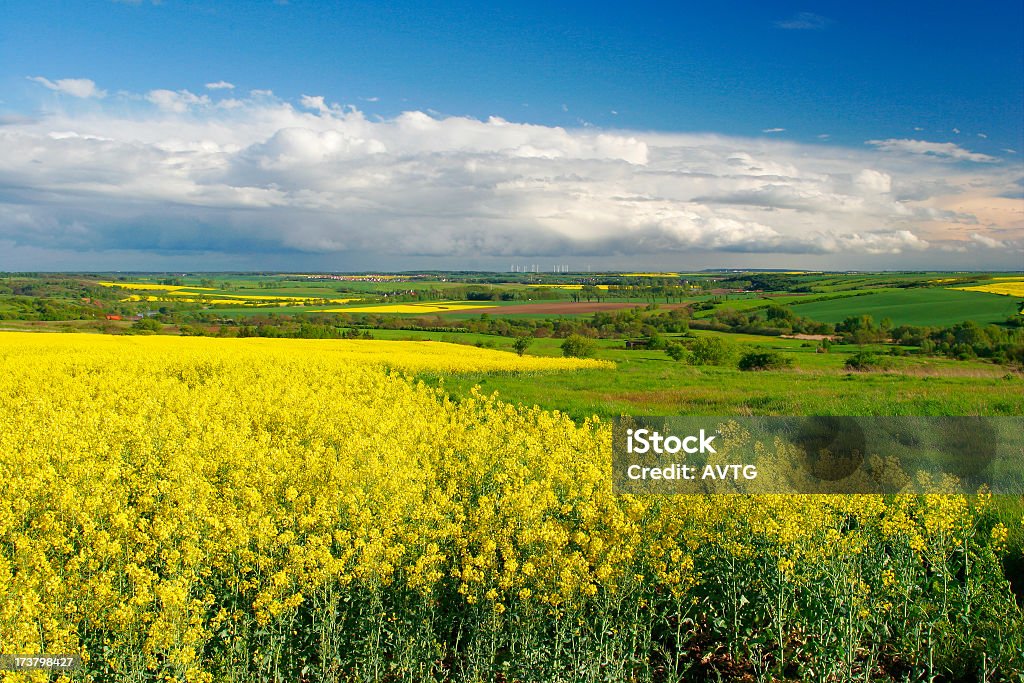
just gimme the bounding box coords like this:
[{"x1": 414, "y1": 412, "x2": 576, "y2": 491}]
[{"x1": 0, "y1": 333, "x2": 1017, "y2": 681}]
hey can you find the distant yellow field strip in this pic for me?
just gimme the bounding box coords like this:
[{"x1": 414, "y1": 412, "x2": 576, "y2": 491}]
[
  {"x1": 950, "y1": 282, "x2": 1024, "y2": 298},
  {"x1": 119, "y1": 294, "x2": 360, "y2": 306},
  {"x1": 121, "y1": 294, "x2": 255, "y2": 305},
  {"x1": 120, "y1": 294, "x2": 359, "y2": 305},
  {"x1": 100, "y1": 282, "x2": 360, "y2": 305},
  {"x1": 97, "y1": 281, "x2": 215, "y2": 291},
  {"x1": 0, "y1": 332, "x2": 612, "y2": 373},
  {"x1": 160, "y1": 291, "x2": 360, "y2": 304},
  {"x1": 934, "y1": 276, "x2": 1023, "y2": 284},
  {"x1": 528, "y1": 284, "x2": 610, "y2": 290},
  {"x1": 190, "y1": 293, "x2": 358, "y2": 302},
  {"x1": 324, "y1": 301, "x2": 496, "y2": 313}
]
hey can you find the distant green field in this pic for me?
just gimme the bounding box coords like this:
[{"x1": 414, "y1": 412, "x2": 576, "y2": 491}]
[
  {"x1": 358, "y1": 328, "x2": 1024, "y2": 420},
  {"x1": 427, "y1": 343, "x2": 1021, "y2": 420},
  {"x1": 789, "y1": 287, "x2": 1021, "y2": 326},
  {"x1": 696, "y1": 291, "x2": 869, "y2": 316}
]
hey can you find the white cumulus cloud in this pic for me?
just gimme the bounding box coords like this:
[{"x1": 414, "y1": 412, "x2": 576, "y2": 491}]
[
  {"x1": 299, "y1": 95, "x2": 330, "y2": 113},
  {"x1": 0, "y1": 85, "x2": 1020, "y2": 269},
  {"x1": 146, "y1": 89, "x2": 210, "y2": 112},
  {"x1": 970, "y1": 233, "x2": 1005, "y2": 248},
  {"x1": 28, "y1": 76, "x2": 106, "y2": 98},
  {"x1": 865, "y1": 138, "x2": 999, "y2": 163},
  {"x1": 854, "y1": 169, "x2": 892, "y2": 194}
]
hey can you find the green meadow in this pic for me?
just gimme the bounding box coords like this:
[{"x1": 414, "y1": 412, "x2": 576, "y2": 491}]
[
  {"x1": 788, "y1": 287, "x2": 1021, "y2": 326},
  {"x1": 373, "y1": 330, "x2": 1024, "y2": 420}
]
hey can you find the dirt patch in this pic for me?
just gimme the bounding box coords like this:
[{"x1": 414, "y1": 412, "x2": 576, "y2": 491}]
[
  {"x1": 465, "y1": 302, "x2": 694, "y2": 315},
  {"x1": 781, "y1": 333, "x2": 837, "y2": 341}
]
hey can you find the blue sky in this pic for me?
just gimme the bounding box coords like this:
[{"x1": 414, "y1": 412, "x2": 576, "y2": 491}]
[{"x1": 0, "y1": 1, "x2": 1022, "y2": 270}]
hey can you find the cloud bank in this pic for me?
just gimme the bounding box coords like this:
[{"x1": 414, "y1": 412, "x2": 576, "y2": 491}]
[
  {"x1": 1, "y1": 84, "x2": 1021, "y2": 269},
  {"x1": 28, "y1": 76, "x2": 106, "y2": 99}
]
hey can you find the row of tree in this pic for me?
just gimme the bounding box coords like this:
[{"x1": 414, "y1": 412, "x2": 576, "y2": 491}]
[{"x1": 116, "y1": 294, "x2": 1024, "y2": 366}]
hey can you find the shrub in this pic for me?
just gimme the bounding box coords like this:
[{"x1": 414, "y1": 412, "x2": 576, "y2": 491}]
[
  {"x1": 665, "y1": 342, "x2": 689, "y2": 362},
  {"x1": 512, "y1": 335, "x2": 533, "y2": 357},
  {"x1": 689, "y1": 336, "x2": 735, "y2": 365},
  {"x1": 130, "y1": 317, "x2": 161, "y2": 334},
  {"x1": 561, "y1": 334, "x2": 596, "y2": 358},
  {"x1": 178, "y1": 324, "x2": 208, "y2": 337},
  {"x1": 738, "y1": 351, "x2": 792, "y2": 371},
  {"x1": 845, "y1": 351, "x2": 894, "y2": 371},
  {"x1": 645, "y1": 331, "x2": 666, "y2": 350}
]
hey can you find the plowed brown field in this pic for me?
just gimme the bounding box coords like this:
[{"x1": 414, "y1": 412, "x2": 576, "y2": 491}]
[{"x1": 467, "y1": 301, "x2": 694, "y2": 314}]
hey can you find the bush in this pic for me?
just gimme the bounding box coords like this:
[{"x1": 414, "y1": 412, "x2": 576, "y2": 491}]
[
  {"x1": 130, "y1": 317, "x2": 161, "y2": 334},
  {"x1": 689, "y1": 336, "x2": 735, "y2": 365},
  {"x1": 512, "y1": 335, "x2": 533, "y2": 357},
  {"x1": 178, "y1": 324, "x2": 208, "y2": 337},
  {"x1": 561, "y1": 334, "x2": 596, "y2": 358},
  {"x1": 738, "y1": 351, "x2": 792, "y2": 371},
  {"x1": 845, "y1": 351, "x2": 894, "y2": 371},
  {"x1": 665, "y1": 342, "x2": 689, "y2": 362},
  {"x1": 645, "y1": 331, "x2": 666, "y2": 350}
]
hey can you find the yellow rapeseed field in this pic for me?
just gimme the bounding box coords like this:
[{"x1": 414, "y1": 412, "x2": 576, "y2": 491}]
[
  {"x1": 528, "y1": 284, "x2": 610, "y2": 290},
  {"x1": 952, "y1": 281, "x2": 1024, "y2": 298},
  {"x1": 161, "y1": 292, "x2": 358, "y2": 305},
  {"x1": 121, "y1": 295, "x2": 270, "y2": 306},
  {"x1": 97, "y1": 281, "x2": 216, "y2": 292},
  {"x1": 121, "y1": 294, "x2": 360, "y2": 306},
  {"x1": 0, "y1": 333, "x2": 1018, "y2": 682},
  {"x1": 324, "y1": 302, "x2": 497, "y2": 313},
  {"x1": 99, "y1": 281, "x2": 359, "y2": 306}
]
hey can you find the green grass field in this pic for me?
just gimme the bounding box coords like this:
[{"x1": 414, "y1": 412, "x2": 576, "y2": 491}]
[
  {"x1": 789, "y1": 287, "x2": 1021, "y2": 326},
  {"x1": 692, "y1": 291, "x2": 869, "y2": 316},
  {"x1": 363, "y1": 328, "x2": 1024, "y2": 420},
  {"x1": 80, "y1": 273, "x2": 1024, "y2": 328}
]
